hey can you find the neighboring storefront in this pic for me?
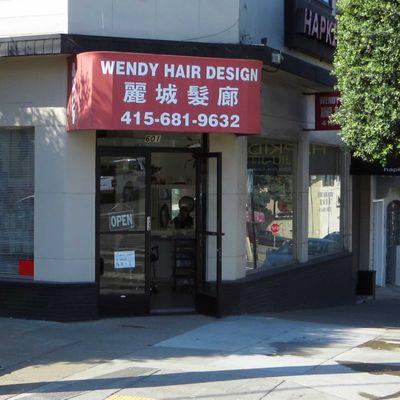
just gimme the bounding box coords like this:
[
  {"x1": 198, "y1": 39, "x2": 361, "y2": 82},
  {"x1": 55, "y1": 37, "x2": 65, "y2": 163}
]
[{"x1": 351, "y1": 158, "x2": 400, "y2": 291}]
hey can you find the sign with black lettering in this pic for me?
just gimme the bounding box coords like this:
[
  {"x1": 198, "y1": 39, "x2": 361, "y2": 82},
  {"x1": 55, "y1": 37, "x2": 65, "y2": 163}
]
[
  {"x1": 114, "y1": 250, "x2": 136, "y2": 269},
  {"x1": 108, "y1": 210, "x2": 135, "y2": 231},
  {"x1": 144, "y1": 135, "x2": 162, "y2": 144}
]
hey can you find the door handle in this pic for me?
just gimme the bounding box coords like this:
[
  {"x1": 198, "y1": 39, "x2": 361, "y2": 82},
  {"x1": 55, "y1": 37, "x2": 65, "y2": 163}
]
[
  {"x1": 146, "y1": 216, "x2": 151, "y2": 232},
  {"x1": 204, "y1": 231, "x2": 225, "y2": 236}
]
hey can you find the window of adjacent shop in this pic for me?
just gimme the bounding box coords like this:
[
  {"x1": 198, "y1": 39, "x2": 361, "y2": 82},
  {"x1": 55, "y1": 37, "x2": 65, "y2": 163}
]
[
  {"x1": 0, "y1": 128, "x2": 34, "y2": 278},
  {"x1": 308, "y1": 144, "x2": 344, "y2": 258},
  {"x1": 246, "y1": 139, "x2": 296, "y2": 271}
]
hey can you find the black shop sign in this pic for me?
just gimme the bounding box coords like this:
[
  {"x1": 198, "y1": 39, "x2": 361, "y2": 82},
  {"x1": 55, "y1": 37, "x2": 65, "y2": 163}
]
[
  {"x1": 285, "y1": 0, "x2": 336, "y2": 62},
  {"x1": 350, "y1": 156, "x2": 400, "y2": 176}
]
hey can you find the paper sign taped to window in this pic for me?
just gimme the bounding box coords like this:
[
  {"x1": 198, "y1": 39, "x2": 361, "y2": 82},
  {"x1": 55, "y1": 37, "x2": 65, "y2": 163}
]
[
  {"x1": 114, "y1": 250, "x2": 136, "y2": 269},
  {"x1": 100, "y1": 176, "x2": 114, "y2": 191}
]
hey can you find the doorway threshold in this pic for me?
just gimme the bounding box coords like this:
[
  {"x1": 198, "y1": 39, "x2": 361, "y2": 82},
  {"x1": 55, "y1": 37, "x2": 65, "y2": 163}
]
[{"x1": 151, "y1": 307, "x2": 196, "y2": 316}]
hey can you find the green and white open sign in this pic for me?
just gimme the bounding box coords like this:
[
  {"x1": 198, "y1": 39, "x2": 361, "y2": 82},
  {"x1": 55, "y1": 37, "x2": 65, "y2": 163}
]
[{"x1": 108, "y1": 210, "x2": 135, "y2": 231}]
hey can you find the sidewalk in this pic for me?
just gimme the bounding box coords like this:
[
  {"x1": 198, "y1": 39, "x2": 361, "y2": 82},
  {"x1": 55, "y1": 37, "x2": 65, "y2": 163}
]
[{"x1": 1, "y1": 288, "x2": 400, "y2": 400}]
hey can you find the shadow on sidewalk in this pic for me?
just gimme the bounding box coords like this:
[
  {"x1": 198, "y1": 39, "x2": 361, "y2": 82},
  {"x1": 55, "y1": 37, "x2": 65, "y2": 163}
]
[
  {"x1": 269, "y1": 287, "x2": 400, "y2": 329},
  {"x1": 1, "y1": 362, "x2": 400, "y2": 397}
]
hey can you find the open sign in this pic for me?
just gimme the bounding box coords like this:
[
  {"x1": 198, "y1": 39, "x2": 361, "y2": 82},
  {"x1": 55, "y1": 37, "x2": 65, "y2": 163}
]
[{"x1": 108, "y1": 210, "x2": 135, "y2": 231}]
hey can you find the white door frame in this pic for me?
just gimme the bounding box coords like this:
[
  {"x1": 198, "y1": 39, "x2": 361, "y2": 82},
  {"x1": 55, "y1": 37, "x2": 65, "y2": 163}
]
[{"x1": 372, "y1": 199, "x2": 386, "y2": 287}]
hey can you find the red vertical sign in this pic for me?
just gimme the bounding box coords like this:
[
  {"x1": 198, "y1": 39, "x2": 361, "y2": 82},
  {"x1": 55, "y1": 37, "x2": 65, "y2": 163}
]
[{"x1": 315, "y1": 92, "x2": 340, "y2": 131}]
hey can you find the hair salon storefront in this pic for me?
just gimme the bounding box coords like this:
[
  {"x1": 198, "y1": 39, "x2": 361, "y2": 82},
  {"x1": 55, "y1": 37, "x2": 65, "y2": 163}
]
[
  {"x1": 0, "y1": 34, "x2": 355, "y2": 321},
  {"x1": 78, "y1": 51, "x2": 263, "y2": 317}
]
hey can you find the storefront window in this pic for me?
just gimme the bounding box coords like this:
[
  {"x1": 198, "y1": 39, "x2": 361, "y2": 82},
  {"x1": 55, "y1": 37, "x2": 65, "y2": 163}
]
[
  {"x1": 246, "y1": 140, "x2": 295, "y2": 271},
  {"x1": 0, "y1": 128, "x2": 34, "y2": 277},
  {"x1": 308, "y1": 145, "x2": 343, "y2": 258}
]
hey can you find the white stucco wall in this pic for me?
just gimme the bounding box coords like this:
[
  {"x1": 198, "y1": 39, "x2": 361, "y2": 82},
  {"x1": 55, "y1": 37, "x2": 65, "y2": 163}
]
[
  {"x1": 259, "y1": 70, "x2": 341, "y2": 144},
  {"x1": 209, "y1": 134, "x2": 247, "y2": 280},
  {"x1": 68, "y1": 0, "x2": 240, "y2": 43},
  {"x1": 0, "y1": 0, "x2": 68, "y2": 37},
  {"x1": 0, "y1": 56, "x2": 96, "y2": 283},
  {"x1": 0, "y1": 0, "x2": 240, "y2": 44}
]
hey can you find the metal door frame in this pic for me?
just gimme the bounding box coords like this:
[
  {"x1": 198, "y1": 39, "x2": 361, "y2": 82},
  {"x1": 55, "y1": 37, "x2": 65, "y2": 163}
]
[
  {"x1": 96, "y1": 143, "x2": 207, "y2": 315},
  {"x1": 195, "y1": 152, "x2": 223, "y2": 317}
]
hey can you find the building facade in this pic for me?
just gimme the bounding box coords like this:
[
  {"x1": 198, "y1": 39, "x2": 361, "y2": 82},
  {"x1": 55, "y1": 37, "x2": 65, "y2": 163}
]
[
  {"x1": 351, "y1": 158, "x2": 400, "y2": 292},
  {"x1": 0, "y1": 0, "x2": 355, "y2": 321}
]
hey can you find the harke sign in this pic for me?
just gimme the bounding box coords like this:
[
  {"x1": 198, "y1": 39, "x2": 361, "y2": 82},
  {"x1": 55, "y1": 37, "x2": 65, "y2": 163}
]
[{"x1": 67, "y1": 51, "x2": 262, "y2": 134}]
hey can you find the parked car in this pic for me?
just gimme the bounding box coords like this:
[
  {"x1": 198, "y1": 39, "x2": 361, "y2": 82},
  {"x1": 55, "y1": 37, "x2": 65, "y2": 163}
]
[
  {"x1": 323, "y1": 232, "x2": 343, "y2": 247},
  {"x1": 308, "y1": 237, "x2": 342, "y2": 257},
  {"x1": 262, "y1": 240, "x2": 295, "y2": 267},
  {"x1": 256, "y1": 230, "x2": 286, "y2": 247},
  {"x1": 262, "y1": 237, "x2": 342, "y2": 268}
]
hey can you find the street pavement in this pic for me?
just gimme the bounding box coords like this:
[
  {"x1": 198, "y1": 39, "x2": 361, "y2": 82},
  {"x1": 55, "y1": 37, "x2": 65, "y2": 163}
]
[{"x1": 1, "y1": 287, "x2": 400, "y2": 400}]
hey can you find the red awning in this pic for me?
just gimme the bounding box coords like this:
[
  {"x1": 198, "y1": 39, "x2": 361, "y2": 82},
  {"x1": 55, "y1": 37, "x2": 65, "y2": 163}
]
[{"x1": 66, "y1": 51, "x2": 262, "y2": 134}]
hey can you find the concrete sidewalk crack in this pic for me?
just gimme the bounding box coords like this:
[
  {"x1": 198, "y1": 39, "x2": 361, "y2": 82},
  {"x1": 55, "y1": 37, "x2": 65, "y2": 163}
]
[
  {"x1": 284, "y1": 380, "x2": 348, "y2": 400},
  {"x1": 258, "y1": 379, "x2": 285, "y2": 399},
  {"x1": 306, "y1": 332, "x2": 383, "y2": 374}
]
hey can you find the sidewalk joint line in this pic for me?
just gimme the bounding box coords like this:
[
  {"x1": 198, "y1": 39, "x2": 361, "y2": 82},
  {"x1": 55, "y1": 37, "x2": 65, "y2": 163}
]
[{"x1": 259, "y1": 379, "x2": 285, "y2": 399}]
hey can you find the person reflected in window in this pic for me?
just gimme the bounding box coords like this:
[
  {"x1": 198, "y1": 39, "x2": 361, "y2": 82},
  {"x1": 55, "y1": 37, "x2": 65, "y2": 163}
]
[
  {"x1": 172, "y1": 196, "x2": 194, "y2": 229},
  {"x1": 122, "y1": 181, "x2": 136, "y2": 203}
]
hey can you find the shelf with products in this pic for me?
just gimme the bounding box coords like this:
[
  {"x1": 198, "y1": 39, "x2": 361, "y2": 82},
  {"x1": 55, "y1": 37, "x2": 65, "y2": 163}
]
[
  {"x1": 151, "y1": 229, "x2": 195, "y2": 238},
  {"x1": 172, "y1": 238, "x2": 196, "y2": 291}
]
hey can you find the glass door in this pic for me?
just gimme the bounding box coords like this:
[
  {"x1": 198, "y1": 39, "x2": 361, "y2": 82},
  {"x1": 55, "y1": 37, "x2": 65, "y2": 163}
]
[
  {"x1": 149, "y1": 151, "x2": 197, "y2": 312},
  {"x1": 195, "y1": 153, "x2": 223, "y2": 317},
  {"x1": 98, "y1": 149, "x2": 150, "y2": 316}
]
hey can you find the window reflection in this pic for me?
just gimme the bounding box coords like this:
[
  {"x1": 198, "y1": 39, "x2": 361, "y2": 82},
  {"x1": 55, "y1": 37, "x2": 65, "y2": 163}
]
[
  {"x1": 246, "y1": 141, "x2": 295, "y2": 271},
  {"x1": 308, "y1": 145, "x2": 344, "y2": 258}
]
